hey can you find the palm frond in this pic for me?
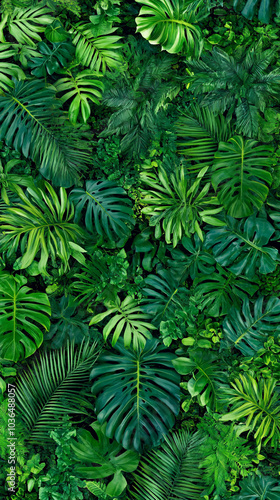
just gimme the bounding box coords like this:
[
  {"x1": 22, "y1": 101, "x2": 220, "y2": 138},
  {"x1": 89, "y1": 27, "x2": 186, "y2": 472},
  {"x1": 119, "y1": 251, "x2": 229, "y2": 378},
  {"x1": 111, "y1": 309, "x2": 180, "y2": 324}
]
[
  {"x1": 16, "y1": 340, "x2": 100, "y2": 442},
  {"x1": 129, "y1": 429, "x2": 205, "y2": 500}
]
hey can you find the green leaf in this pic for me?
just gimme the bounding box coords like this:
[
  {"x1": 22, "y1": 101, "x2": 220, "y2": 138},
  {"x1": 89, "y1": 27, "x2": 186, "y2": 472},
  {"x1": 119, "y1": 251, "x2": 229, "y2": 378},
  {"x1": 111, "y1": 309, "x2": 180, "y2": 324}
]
[
  {"x1": 17, "y1": 340, "x2": 99, "y2": 442},
  {"x1": 0, "y1": 79, "x2": 91, "y2": 187},
  {"x1": 5, "y1": 5, "x2": 54, "y2": 46},
  {"x1": 220, "y1": 373, "x2": 280, "y2": 450},
  {"x1": 222, "y1": 296, "x2": 280, "y2": 356},
  {"x1": 45, "y1": 20, "x2": 69, "y2": 42},
  {"x1": 69, "y1": 21, "x2": 123, "y2": 73},
  {"x1": 233, "y1": 474, "x2": 280, "y2": 500},
  {"x1": 129, "y1": 429, "x2": 205, "y2": 500},
  {"x1": 205, "y1": 215, "x2": 278, "y2": 278},
  {"x1": 56, "y1": 69, "x2": 104, "y2": 125},
  {"x1": 135, "y1": 0, "x2": 203, "y2": 56},
  {"x1": 0, "y1": 272, "x2": 50, "y2": 362},
  {"x1": 0, "y1": 43, "x2": 26, "y2": 91},
  {"x1": 90, "y1": 338, "x2": 180, "y2": 452},
  {"x1": 212, "y1": 136, "x2": 273, "y2": 217},
  {"x1": 0, "y1": 182, "x2": 86, "y2": 276},
  {"x1": 168, "y1": 234, "x2": 216, "y2": 281},
  {"x1": 70, "y1": 179, "x2": 135, "y2": 241},
  {"x1": 90, "y1": 295, "x2": 156, "y2": 350},
  {"x1": 28, "y1": 40, "x2": 75, "y2": 78}
]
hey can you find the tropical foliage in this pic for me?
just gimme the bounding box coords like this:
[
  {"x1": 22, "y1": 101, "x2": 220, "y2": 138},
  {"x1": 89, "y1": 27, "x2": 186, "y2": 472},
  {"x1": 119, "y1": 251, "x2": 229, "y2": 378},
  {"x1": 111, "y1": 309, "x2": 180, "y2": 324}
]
[{"x1": 1, "y1": 0, "x2": 280, "y2": 499}]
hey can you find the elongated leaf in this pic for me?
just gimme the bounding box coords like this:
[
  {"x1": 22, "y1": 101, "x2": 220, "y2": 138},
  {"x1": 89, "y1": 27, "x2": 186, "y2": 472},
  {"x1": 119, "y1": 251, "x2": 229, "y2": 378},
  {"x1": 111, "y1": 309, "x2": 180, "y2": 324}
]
[
  {"x1": 220, "y1": 373, "x2": 280, "y2": 450},
  {"x1": 70, "y1": 179, "x2": 135, "y2": 241},
  {"x1": 0, "y1": 273, "x2": 51, "y2": 362},
  {"x1": 129, "y1": 429, "x2": 205, "y2": 500},
  {"x1": 90, "y1": 338, "x2": 180, "y2": 452},
  {"x1": 16, "y1": 340, "x2": 99, "y2": 442},
  {"x1": 212, "y1": 136, "x2": 273, "y2": 218},
  {"x1": 135, "y1": 0, "x2": 203, "y2": 55},
  {"x1": 0, "y1": 79, "x2": 91, "y2": 187},
  {"x1": 4, "y1": 5, "x2": 53, "y2": 46},
  {"x1": 205, "y1": 215, "x2": 279, "y2": 278},
  {"x1": 222, "y1": 296, "x2": 280, "y2": 356}
]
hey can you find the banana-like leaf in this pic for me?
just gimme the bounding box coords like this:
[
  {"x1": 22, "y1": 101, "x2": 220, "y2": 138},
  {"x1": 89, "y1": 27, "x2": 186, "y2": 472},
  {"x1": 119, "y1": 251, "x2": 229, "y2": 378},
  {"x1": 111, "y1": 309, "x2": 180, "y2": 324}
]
[
  {"x1": 72, "y1": 421, "x2": 139, "y2": 486},
  {"x1": 141, "y1": 268, "x2": 189, "y2": 325},
  {"x1": 205, "y1": 215, "x2": 279, "y2": 278},
  {"x1": 0, "y1": 43, "x2": 25, "y2": 91},
  {"x1": 90, "y1": 295, "x2": 156, "y2": 350},
  {"x1": 173, "y1": 350, "x2": 227, "y2": 411},
  {"x1": 70, "y1": 179, "x2": 135, "y2": 241},
  {"x1": 233, "y1": 0, "x2": 278, "y2": 24},
  {"x1": 220, "y1": 373, "x2": 280, "y2": 450},
  {"x1": 129, "y1": 429, "x2": 205, "y2": 500},
  {"x1": 56, "y1": 69, "x2": 104, "y2": 124},
  {"x1": 193, "y1": 264, "x2": 259, "y2": 317},
  {"x1": 16, "y1": 340, "x2": 99, "y2": 442},
  {"x1": 212, "y1": 136, "x2": 273, "y2": 218},
  {"x1": 135, "y1": 0, "x2": 203, "y2": 56},
  {"x1": 70, "y1": 22, "x2": 123, "y2": 73},
  {"x1": 0, "y1": 5, "x2": 53, "y2": 46},
  {"x1": 233, "y1": 474, "x2": 280, "y2": 500},
  {"x1": 0, "y1": 181, "x2": 86, "y2": 276},
  {"x1": 0, "y1": 79, "x2": 91, "y2": 187},
  {"x1": 222, "y1": 296, "x2": 280, "y2": 356},
  {"x1": 28, "y1": 40, "x2": 75, "y2": 77},
  {"x1": 0, "y1": 273, "x2": 51, "y2": 362},
  {"x1": 90, "y1": 338, "x2": 180, "y2": 452}
]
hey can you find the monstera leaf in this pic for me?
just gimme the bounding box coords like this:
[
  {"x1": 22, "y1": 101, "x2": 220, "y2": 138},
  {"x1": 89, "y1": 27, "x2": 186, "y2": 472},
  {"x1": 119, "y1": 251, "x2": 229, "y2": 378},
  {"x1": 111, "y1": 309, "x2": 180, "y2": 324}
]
[
  {"x1": 212, "y1": 136, "x2": 273, "y2": 218},
  {"x1": 205, "y1": 216, "x2": 279, "y2": 279},
  {"x1": 0, "y1": 273, "x2": 51, "y2": 362},
  {"x1": 222, "y1": 296, "x2": 280, "y2": 356},
  {"x1": 233, "y1": 474, "x2": 280, "y2": 500},
  {"x1": 70, "y1": 179, "x2": 135, "y2": 242},
  {"x1": 168, "y1": 234, "x2": 216, "y2": 281},
  {"x1": 193, "y1": 264, "x2": 258, "y2": 317},
  {"x1": 90, "y1": 338, "x2": 180, "y2": 452},
  {"x1": 90, "y1": 295, "x2": 156, "y2": 350},
  {"x1": 141, "y1": 269, "x2": 189, "y2": 326},
  {"x1": 135, "y1": 0, "x2": 203, "y2": 56},
  {"x1": 72, "y1": 421, "x2": 139, "y2": 496}
]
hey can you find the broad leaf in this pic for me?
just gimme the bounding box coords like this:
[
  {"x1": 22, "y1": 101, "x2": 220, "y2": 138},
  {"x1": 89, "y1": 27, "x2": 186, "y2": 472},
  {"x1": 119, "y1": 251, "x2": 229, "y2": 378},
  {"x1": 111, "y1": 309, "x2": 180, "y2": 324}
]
[
  {"x1": 222, "y1": 296, "x2": 280, "y2": 356},
  {"x1": 212, "y1": 136, "x2": 273, "y2": 218},
  {"x1": 0, "y1": 273, "x2": 50, "y2": 362},
  {"x1": 90, "y1": 338, "x2": 180, "y2": 452},
  {"x1": 168, "y1": 234, "x2": 216, "y2": 281},
  {"x1": 72, "y1": 421, "x2": 139, "y2": 487},
  {"x1": 28, "y1": 40, "x2": 75, "y2": 77},
  {"x1": 205, "y1": 215, "x2": 279, "y2": 278},
  {"x1": 1, "y1": 5, "x2": 53, "y2": 46},
  {"x1": 135, "y1": 0, "x2": 203, "y2": 56},
  {"x1": 193, "y1": 264, "x2": 258, "y2": 317},
  {"x1": 70, "y1": 179, "x2": 135, "y2": 242},
  {"x1": 233, "y1": 474, "x2": 280, "y2": 500}
]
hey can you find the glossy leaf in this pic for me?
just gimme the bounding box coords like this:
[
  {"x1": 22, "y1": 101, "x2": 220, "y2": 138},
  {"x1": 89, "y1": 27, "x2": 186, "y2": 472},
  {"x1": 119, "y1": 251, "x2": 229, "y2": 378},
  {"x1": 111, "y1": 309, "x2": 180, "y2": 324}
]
[
  {"x1": 0, "y1": 43, "x2": 25, "y2": 91},
  {"x1": 212, "y1": 136, "x2": 273, "y2": 218},
  {"x1": 0, "y1": 273, "x2": 51, "y2": 362},
  {"x1": 2, "y1": 5, "x2": 53, "y2": 46},
  {"x1": 135, "y1": 0, "x2": 203, "y2": 56},
  {"x1": 233, "y1": 474, "x2": 280, "y2": 500},
  {"x1": 205, "y1": 215, "x2": 278, "y2": 278},
  {"x1": 168, "y1": 234, "x2": 216, "y2": 281},
  {"x1": 90, "y1": 338, "x2": 180, "y2": 452},
  {"x1": 70, "y1": 179, "x2": 135, "y2": 241},
  {"x1": 222, "y1": 296, "x2": 280, "y2": 356},
  {"x1": 28, "y1": 40, "x2": 75, "y2": 77}
]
